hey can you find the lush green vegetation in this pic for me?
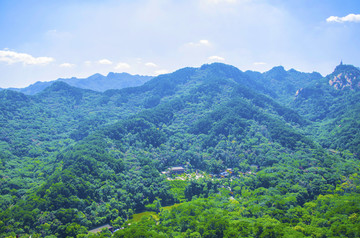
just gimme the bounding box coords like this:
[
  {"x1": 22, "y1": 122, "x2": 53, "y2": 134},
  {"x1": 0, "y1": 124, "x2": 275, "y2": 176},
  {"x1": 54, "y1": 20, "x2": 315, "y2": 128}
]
[{"x1": 0, "y1": 63, "x2": 360, "y2": 237}]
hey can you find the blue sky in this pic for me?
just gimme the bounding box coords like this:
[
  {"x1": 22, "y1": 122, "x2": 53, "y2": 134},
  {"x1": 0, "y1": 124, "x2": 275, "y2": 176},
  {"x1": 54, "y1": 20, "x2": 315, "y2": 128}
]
[{"x1": 0, "y1": 0, "x2": 360, "y2": 88}]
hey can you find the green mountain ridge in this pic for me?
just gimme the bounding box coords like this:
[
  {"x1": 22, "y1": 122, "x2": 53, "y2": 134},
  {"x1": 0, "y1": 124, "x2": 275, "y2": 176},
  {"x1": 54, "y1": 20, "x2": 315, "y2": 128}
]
[
  {"x1": 0, "y1": 62, "x2": 360, "y2": 237},
  {"x1": 245, "y1": 66, "x2": 322, "y2": 104},
  {"x1": 292, "y1": 63, "x2": 360, "y2": 155},
  {"x1": 2, "y1": 72, "x2": 153, "y2": 95}
]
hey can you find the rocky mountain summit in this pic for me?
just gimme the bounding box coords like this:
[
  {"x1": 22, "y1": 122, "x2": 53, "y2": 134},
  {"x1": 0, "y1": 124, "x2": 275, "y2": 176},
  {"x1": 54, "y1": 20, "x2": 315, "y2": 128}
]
[{"x1": 328, "y1": 62, "x2": 360, "y2": 90}]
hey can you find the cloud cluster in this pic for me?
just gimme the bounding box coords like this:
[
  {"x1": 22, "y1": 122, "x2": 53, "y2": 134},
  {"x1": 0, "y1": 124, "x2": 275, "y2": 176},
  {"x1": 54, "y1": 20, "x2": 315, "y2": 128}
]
[
  {"x1": 115, "y1": 62, "x2": 130, "y2": 70},
  {"x1": 208, "y1": 55, "x2": 225, "y2": 61},
  {"x1": 59, "y1": 63, "x2": 75, "y2": 68},
  {"x1": 0, "y1": 50, "x2": 54, "y2": 65},
  {"x1": 145, "y1": 62, "x2": 158, "y2": 67},
  {"x1": 154, "y1": 69, "x2": 169, "y2": 75},
  {"x1": 253, "y1": 62, "x2": 266, "y2": 65},
  {"x1": 186, "y1": 39, "x2": 212, "y2": 47},
  {"x1": 98, "y1": 59, "x2": 113, "y2": 65},
  {"x1": 326, "y1": 13, "x2": 360, "y2": 23}
]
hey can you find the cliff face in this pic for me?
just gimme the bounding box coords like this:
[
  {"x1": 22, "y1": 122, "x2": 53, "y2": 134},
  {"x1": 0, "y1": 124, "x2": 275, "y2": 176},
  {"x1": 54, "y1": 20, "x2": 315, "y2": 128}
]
[{"x1": 328, "y1": 64, "x2": 360, "y2": 90}]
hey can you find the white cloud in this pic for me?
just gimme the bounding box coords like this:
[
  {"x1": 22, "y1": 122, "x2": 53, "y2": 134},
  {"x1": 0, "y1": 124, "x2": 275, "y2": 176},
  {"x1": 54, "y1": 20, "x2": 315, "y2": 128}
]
[
  {"x1": 115, "y1": 62, "x2": 130, "y2": 70},
  {"x1": 186, "y1": 39, "x2": 212, "y2": 47},
  {"x1": 155, "y1": 69, "x2": 169, "y2": 75},
  {"x1": 98, "y1": 59, "x2": 113, "y2": 65},
  {"x1": 145, "y1": 62, "x2": 158, "y2": 67},
  {"x1": 199, "y1": 40, "x2": 211, "y2": 46},
  {"x1": 45, "y1": 29, "x2": 73, "y2": 39},
  {"x1": 208, "y1": 55, "x2": 225, "y2": 61},
  {"x1": 59, "y1": 63, "x2": 75, "y2": 68},
  {"x1": 253, "y1": 62, "x2": 266, "y2": 65},
  {"x1": 326, "y1": 13, "x2": 360, "y2": 23},
  {"x1": 0, "y1": 50, "x2": 54, "y2": 65}
]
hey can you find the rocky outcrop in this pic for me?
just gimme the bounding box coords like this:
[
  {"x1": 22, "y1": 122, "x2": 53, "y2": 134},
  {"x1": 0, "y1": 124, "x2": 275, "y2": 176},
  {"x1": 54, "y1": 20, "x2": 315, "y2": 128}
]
[{"x1": 328, "y1": 64, "x2": 360, "y2": 90}]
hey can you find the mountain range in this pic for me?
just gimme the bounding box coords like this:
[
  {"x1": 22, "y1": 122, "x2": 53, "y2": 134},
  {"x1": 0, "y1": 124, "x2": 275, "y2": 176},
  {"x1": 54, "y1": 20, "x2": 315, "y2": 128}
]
[
  {"x1": 2, "y1": 72, "x2": 153, "y2": 95},
  {"x1": 0, "y1": 62, "x2": 360, "y2": 237}
]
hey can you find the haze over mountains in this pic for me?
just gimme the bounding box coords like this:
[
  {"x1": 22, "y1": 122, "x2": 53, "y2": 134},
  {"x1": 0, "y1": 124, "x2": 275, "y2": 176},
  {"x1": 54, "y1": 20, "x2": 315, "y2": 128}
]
[
  {"x1": 2, "y1": 72, "x2": 153, "y2": 95},
  {"x1": 1, "y1": 62, "x2": 360, "y2": 237}
]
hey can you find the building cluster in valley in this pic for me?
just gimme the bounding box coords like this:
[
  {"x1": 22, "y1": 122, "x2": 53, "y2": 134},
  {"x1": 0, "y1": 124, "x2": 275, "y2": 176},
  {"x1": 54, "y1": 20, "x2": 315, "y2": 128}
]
[{"x1": 161, "y1": 165, "x2": 259, "y2": 178}]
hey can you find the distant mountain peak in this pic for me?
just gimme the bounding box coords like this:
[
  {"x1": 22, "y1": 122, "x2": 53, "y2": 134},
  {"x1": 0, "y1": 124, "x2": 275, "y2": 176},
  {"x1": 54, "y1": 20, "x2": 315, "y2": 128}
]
[
  {"x1": 42, "y1": 81, "x2": 74, "y2": 92},
  {"x1": 87, "y1": 73, "x2": 105, "y2": 80},
  {"x1": 333, "y1": 62, "x2": 358, "y2": 73},
  {"x1": 329, "y1": 63, "x2": 360, "y2": 90},
  {"x1": 6, "y1": 72, "x2": 154, "y2": 95},
  {"x1": 106, "y1": 72, "x2": 118, "y2": 78},
  {"x1": 263, "y1": 66, "x2": 287, "y2": 81},
  {"x1": 271, "y1": 65, "x2": 286, "y2": 71},
  {"x1": 200, "y1": 62, "x2": 241, "y2": 72}
]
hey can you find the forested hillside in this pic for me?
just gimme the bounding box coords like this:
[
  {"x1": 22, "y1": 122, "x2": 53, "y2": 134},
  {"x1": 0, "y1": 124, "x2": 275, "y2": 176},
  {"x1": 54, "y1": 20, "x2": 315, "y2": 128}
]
[
  {"x1": 293, "y1": 63, "x2": 360, "y2": 155},
  {"x1": 1, "y1": 63, "x2": 360, "y2": 237}
]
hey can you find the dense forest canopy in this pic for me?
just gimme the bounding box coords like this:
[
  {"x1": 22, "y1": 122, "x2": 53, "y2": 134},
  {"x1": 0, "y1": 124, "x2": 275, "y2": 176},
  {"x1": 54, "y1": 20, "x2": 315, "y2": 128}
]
[{"x1": 1, "y1": 62, "x2": 360, "y2": 237}]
